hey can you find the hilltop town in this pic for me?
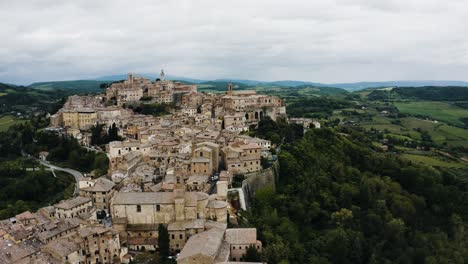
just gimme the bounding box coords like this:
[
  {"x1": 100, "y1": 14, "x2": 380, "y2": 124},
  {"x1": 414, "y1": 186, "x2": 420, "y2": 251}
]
[{"x1": 0, "y1": 71, "x2": 309, "y2": 264}]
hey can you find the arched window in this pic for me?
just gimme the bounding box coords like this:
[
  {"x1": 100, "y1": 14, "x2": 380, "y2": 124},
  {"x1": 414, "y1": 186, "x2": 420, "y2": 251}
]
[{"x1": 136, "y1": 205, "x2": 141, "y2": 212}]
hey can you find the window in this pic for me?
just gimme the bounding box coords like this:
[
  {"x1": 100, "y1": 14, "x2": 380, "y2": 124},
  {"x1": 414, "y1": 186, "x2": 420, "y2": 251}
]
[
  {"x1": 156, "y1": 205, "x2": 160, "y2": 212},
  {"x1": 179, "y1": 234, "x2": 183, "y2": 239},
  {"x1": 171, "y1": 234, "x2": 175, "y2": 239},
  {"x1": 136, "y1": 205, "x2": 141, "y2": 212}
]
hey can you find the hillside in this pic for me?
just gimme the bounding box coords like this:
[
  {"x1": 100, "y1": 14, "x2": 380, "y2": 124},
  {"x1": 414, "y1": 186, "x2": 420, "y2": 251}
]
[
  {"x1": 29, "y1": 80, "x2": 105, "y2": 93},
  {"x1": 90, "y1": 74, "x2": 468, "y2": 90},
  {"x1": 248, "y1": 127, "x2": 468, "y2": 263},
  {"x1": 0, "y1": 82, "x2": 68, "y2": 116},
  {"x1": 365, "y1": 86, "x2": 468, "y2": 101}
]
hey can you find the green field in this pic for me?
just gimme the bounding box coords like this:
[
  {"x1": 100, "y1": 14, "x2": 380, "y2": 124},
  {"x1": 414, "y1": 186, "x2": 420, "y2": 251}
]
[
  {"x1": 401, "y1": 153, "x2": 468, "y2": 169},
  {"x1": 0, "y1": 115, "x2": 26, "y2": 131},
  {"x1": 361, "y1": 116, "x2": 468, "y2": 147},
  {"x1": 394, "y1": 101, "x2": 468, "y2": 127}
]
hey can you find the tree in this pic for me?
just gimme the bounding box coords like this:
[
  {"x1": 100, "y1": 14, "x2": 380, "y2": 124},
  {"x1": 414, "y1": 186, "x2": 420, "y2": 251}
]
[
  {"x1": 108, "y1": 123, "x2": 119, "y2": 142},
  {"x1": 90, "y1": 123, "x2": 105, "y2": 145},
  {"x1": 158, "y1": 224, "x2": 170, "y2": 258},
  {"x1": 243, "y1": 245, "x2": 262, "y2": 262}
]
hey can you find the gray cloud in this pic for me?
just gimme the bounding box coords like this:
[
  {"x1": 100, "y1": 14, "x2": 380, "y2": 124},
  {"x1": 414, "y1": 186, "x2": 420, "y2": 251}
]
[{"x1": 0, "y1": 0, "x2": 467, "y2": 84}]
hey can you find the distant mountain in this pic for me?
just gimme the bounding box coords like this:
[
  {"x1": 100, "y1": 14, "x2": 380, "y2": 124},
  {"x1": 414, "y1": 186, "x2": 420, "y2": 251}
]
[
  {"x1": 329, "y1": 81, "x2": 468, "y2": 91},
  {"x1": 268, "y1": 80, "x2": 326, "y2": 87},
  {"x1": 94, "y1": 74, "x2": 207, "y2": 84},
  {"x1": 25, "y1": 73, "x2": 468, "y2": 93},
  {"x1": 199, "y1": 79, "x2": 468, "y2": 91}
]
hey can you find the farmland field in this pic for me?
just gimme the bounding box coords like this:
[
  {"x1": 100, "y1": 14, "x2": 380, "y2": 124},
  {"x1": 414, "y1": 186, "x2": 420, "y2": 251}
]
[
  {"x1": 0, "y1": 115, "x2": 26, "y2": 131},
  {"x1": 401, "y1": 153, "x2": 468, "y2": 169},
  {"x1": 393, "y1": 101, "x2": 468, "y2": 127}
]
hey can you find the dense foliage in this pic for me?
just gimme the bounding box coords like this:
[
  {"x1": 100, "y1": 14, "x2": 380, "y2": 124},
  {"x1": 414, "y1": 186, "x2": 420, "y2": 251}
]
[
  {"x1": 250, "y1": 117, "x2": 303, "y2": 145},
  {"x1": 248, "y1": 128, "x2": 467, "y2": 263},
  {"x1": 0, "y1": 161, "x2": 73, "y2": 219},
  {"x1": 90, "y1": 122, "x2": 123, "y2": 146},
  {"x1": 0, "y1": 122, "x2": 109, "y2": 176},
  {"x1": 287, "y1": 97, "x2": 355, "y2": 118},
  {"x1": 0, "y1": 82, "x2": 73, "y2": 115},
  {"x1": 0, "y1": 120, "x2": 109, "y2": 218},
  {"x1": 367, "y1": 86, "x2": 468, "y2": 101},
  {"x1": 158, "y1": 224, "x2": 170, "y2": 258},
  {"x1": 125, "y1": 102, "x2": 173, "y2": 116},
  {"x1": 394, "y1": 86, "x2": 468, "y2": 101}
]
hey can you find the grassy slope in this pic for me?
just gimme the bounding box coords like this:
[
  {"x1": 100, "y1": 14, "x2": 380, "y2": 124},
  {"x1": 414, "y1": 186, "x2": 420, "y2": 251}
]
[
  {"x1": 0, "y1": 115, "x2": 26, "y2": 131},
  {"x1": 401, "y1": 153, "x2": 468, "y2": 168},
  {"x1": 394, "y1": 101, "x2": 468, "y2": 127}
]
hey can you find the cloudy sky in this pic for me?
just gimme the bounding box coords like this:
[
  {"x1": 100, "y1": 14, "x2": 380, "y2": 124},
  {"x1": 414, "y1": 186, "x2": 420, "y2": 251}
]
[{"x1": 1, "y1": 0, "x2": 468, "y2": 84}]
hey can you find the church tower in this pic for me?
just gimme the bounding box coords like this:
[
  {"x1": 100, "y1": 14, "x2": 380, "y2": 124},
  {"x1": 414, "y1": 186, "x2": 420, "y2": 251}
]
[
  {"x1": 227, "y1": 83, "x2": 233, "y2": 95},
  {"x1": 160, "y1": 69, "x2": 165, "y2": 81}
]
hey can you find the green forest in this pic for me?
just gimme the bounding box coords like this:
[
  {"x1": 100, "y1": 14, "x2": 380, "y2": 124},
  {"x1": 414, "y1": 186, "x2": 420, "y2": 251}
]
[
  {"x1": 0, "y1": 119, "x2": 109, "y2": 218},
  {"x1": 247, "y1": 127, "x2": 467, "y2": 263}
]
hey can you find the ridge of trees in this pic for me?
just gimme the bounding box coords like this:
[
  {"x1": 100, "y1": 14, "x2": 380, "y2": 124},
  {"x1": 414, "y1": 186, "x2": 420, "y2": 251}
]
[{"x1": 247, "y1": 125, "x2": 467, "y2": 263}]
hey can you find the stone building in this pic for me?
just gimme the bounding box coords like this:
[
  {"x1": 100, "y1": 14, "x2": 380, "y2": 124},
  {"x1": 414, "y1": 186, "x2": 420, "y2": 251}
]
[
  {"x1": 186, "y1": 175, "x2": 210, "y2": 191},
  {"x1": 41, "y1": 226, "x2": 124, "y2": 264},
  {"x1": 224, "y1": 113, "x2": 248, "y2": 132},
  {"x1": 222, "y1": 141, "x2": 262, "y2": 174},
  {"x1": 79, "y1": 177, "x2": 115, "y2": 210},
  {"x1": 62, "y1": 108, "x2": 98, "y2": 130},
  {"x1": 225, "y1": 228, "x2": 262, "y2": 262},
  {"x1": 176, "y1": 224, "x2": 262, "y2": 264},
  {"x1": 54, "y1": 196, "x2": 93, "y2": 219},
  {"x1": 110, "y1": 187, "x2": 227, "y2": 252}
]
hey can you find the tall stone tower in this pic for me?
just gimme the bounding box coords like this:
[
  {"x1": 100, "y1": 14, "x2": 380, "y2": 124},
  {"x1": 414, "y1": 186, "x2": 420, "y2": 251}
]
[
  {"x1": 160, "y1": 69, "x2": 165, "y2": 81},
  {"x1": 227, "y1": 83, "x2": 233, "y2": 95},
  {"x1": 174, "y1": 179, "x2": 185, "y2": 221},
  {"x1": 128, "y1": 73, "x2": 134, "y2": 84}
]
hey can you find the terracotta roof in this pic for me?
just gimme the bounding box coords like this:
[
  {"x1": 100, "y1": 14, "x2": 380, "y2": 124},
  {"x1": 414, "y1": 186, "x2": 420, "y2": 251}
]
[
  {"x1": 225, "y1": 228, "x2": 258, "y2": 245},
  {"x1": 177, "y1": 226, "x2": 225, "y2": 260},
  {"x1": 42, "y1": 237, "x2": 79, "y2": 258},
  {"x1": 82, "y1": 177, "x2": 115, "y2": 192},
  {"x1": 112, "y1": 192, "x2": 175, "y2": 205},
  {"x1": 127, "y1": 237, "x2": 158, "y2": 245},
  {"x1": 15, "y1": 211, "x2": 35, "y2": 221},
  {"x1": 207, "y1": 200, "x2": 228, "y2": 209},
  {"x1": 55, "y1": 197, "x2": 91, "y2": 210}
]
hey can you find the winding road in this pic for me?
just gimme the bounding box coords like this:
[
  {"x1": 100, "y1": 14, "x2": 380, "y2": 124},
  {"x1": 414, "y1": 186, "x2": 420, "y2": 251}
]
[{"x1": 38, "y1": 160, "x2": 84, "y2": 195}]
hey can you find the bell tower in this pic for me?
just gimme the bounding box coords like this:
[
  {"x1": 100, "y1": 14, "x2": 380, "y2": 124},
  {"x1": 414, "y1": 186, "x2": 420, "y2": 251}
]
[
  {"x1": 227, "y1": 83, "x2": 233, "y2": 95},
  {"x1": 160, "y1": 69, "x2": 165, "y2": 81}
]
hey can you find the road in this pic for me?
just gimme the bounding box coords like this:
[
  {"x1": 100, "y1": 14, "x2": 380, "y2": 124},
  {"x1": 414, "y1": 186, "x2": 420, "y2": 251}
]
[{"x1": 38, "y1": 160, "x2": 84, "y2": 195}]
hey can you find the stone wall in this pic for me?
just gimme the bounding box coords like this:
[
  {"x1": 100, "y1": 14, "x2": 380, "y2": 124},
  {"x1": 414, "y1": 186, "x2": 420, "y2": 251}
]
[{"x1": 241, "y1": 160, "x2": 279, "y2": 209}]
